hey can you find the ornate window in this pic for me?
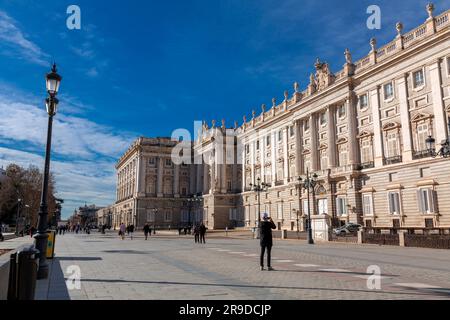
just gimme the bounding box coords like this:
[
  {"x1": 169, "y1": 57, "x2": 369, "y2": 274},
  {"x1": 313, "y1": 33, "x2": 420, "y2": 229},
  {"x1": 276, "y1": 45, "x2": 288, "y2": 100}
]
[
  {"x1": 148, "y1": 157, "x2": 156, "y2": 167},
  {"x1": 164, "y1": 210, "x2": 172, "y2": 222},
  {"x1": 417, "y1": 188, "x2": 436, "y2": 214},
  {"x1": 386, "y1": 131, "x2": 400, "y2": 158},
  {"x1": 361, "y1": 138, "x2": 373, "y2": 164},
  {"x1": 266, "y1": 136, "x2": 271, "y2": 146},
  {"x1": 388, "y1": 191, "x2": 401, "y2": 215},
  {"x1": 303, "y1": 151, "x2": 311, "y2": 173},
  {"x1": 383, "y1": 82, "x2": 394, "y2": 100},
  {"x1": 320, "y1": 148, "x2": 328, "y2": 170},
  {"x1": 338, "y1": 143, "x2": 348, "y2": 167},
  {"x1": 338, "y1": 105, "x2": 346, "y2": 118},
  {"x1": 359, "y1": 94, "x2": 369, "y2": 110},
  {"x1": 336, "y1": 197, "x2": 347, "y2": 216},
  {"x1": 320, "y1": 112, "x2": 327, "y2": 126},
  {"x1": 304, "y1": 119, "x2": 310, "y2": 132},
  {"x1": 412, "y1": 69, "x2": 425, "y2": 88},
  {"x1": 362, "y1": 194, "x2": 374, "y2": 216},
  {"x1": 163, "y1": 177, "x2": 173, "y2": 195},
  {"x1": 277, "y1": 203, "x2": 283, "y2": 220},
  {"x1": 416, "y1": 122, "x2": 429, "y2": 152}
]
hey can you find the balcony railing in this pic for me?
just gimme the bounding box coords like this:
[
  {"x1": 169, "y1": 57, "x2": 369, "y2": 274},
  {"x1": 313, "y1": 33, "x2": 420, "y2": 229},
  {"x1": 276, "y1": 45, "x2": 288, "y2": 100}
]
[
  {"x1": 384, "y1": 156, "x2": 402, "y2": 165},
  {"x1": 413, "y1": 149, "x2": 431, "y2": 160},
  {"x1": 359, "y1": 161, "x2": 375, "y2": 170}
]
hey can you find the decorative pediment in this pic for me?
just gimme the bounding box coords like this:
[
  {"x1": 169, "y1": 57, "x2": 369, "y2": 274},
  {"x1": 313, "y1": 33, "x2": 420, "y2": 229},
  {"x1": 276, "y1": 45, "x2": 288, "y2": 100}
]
[
  {"x1": 357, "y1": 130, "x2": 373, "y2": 139},
  {"x1": 336, "y1": 137, "x2": 348, "y2": 144},
  {"x1": 319, "y1": 143, "x2": 328, "y2": 150},
  {"x1": 382, "y1": 122, "x2": 401, "y2": 131},
  {"x1": 302, "y1": 149, "x2": 311, "y2": 155},
  {"x1": 313, "y1": 58, "x2": 335, "y2": 91},
  {"x1": 411, "y1": 112, "x2": 433, "y2": 122}
]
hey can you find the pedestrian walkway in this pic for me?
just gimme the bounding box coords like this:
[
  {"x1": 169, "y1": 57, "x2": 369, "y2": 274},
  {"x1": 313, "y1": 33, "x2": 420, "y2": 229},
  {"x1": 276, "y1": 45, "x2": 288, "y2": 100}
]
[{"x1": 34, "y1": 232, "x2": 450, "y2": 300}]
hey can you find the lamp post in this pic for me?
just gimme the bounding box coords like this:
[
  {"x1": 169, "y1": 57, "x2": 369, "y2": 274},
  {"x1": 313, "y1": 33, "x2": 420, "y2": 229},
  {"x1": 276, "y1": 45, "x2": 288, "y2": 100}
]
[
  {"x1": 152, "y1": 208, "x2": 158, "y2": 234},
  {"x1": 15, "y1": 198, "x2": 22, "y2": 236},
  {"x1": 297, "y1": 169, "x2": 318, "y2": 245},
  {"x1": 249, "y1": 177, "x2": 271, "y2": 238},
  {"x1": 35, "y1": 63, "x2": 62, "y2": 279},
  {"x1": 187, "y1": 194, "x2": 203, "y2": 228},
  {"x1": 426, "y1": 135, "x2": 450, "y2": 158}
]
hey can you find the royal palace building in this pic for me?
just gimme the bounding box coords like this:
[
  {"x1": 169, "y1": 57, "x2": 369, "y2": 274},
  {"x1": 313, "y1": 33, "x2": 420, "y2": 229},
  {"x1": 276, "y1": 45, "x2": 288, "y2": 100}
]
[{"x1": 114, "y1": 4, "x2": 450, "y2": 237}]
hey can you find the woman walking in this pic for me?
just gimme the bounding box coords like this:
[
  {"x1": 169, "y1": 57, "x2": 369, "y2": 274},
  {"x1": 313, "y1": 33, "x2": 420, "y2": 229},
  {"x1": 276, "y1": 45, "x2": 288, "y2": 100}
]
[{"x1": 119, "y1": 222, "x2": 126, "y2": 240}]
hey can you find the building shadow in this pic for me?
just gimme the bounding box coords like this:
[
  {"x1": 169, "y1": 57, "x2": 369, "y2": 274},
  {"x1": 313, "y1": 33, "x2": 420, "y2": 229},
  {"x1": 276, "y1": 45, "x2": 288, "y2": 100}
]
[
  {"x1": 103, "y1": 250, "x2": 150, "y2": 255},
  {"x1": 77, "y1": 278, "x2": 447, "y2": 298},
  {"x1": 45, "y1": 258, "x2": 71, "y2": 300},
  {"x1": 56, "y1": 257, "x2": 103, "y2": 261}
]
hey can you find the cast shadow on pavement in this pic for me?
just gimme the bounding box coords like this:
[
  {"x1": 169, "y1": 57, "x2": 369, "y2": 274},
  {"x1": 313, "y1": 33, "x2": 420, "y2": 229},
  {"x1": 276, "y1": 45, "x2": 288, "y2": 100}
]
[{"x1": 77, "y1": 278, "x2": 448, "y2": 298}]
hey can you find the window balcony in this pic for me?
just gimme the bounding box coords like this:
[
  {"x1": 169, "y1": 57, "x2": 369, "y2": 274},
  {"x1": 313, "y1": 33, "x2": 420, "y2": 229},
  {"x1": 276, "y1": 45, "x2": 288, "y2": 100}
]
[
  {"x1": 413, "y1": 149, "x2": 430, "y2": 160},
  {"x1": 359, "y1": 161, "x2": 375, "y2": 170},
  {"x1": 384, "y1": 156, "x2": 402, "y2": 165}
]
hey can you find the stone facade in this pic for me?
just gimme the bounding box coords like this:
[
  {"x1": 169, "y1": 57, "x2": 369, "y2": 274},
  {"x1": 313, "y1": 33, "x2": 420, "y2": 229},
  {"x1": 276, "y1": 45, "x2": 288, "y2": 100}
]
[
  {"x1": 113, "y1": 137, "x2": 193, "y2": 229},
  {"x1": 114, "y1": 5, "x2": 450, "y2": 233},
  {"x1": 238, "y1": 5, "x2": 450, "y2": 232}
]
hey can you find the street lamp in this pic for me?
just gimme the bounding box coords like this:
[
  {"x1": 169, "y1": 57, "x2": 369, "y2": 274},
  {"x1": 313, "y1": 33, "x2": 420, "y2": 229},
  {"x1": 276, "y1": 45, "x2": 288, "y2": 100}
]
[
  {"x1": 35, "y1": 63, "x2": 62, "y2": 280},
  {"x1": 249, "y1": 177, "x2": 271, "y2": 238},
  {"x1": 187, "y1": 194, "x2": 203, "y2": 228},
  {"x1": 297, "y1": 169, "x2": 319, "y2": 245},
  {"x1": 152, "y1": 208, "x2": 158, "y2": 234},
  {"x1": 15, "y1": 198, "x2": 22, "y2": 236},
  {"x1": 426, "y1": 135, "x2": 450, "y2": 158}
]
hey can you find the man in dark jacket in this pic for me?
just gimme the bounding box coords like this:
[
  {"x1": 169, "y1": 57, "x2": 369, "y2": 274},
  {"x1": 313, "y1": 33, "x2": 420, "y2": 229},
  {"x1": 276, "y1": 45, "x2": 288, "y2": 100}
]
[
  {"x1": 143, "y1": 223, "x2": 150, "y2": 240},
  {"x1": 259, "y1": 213, "x2": 276, "y2": 271},
  {"x1": 199, "y1": 223, "x2": 207, "y2": 244}
]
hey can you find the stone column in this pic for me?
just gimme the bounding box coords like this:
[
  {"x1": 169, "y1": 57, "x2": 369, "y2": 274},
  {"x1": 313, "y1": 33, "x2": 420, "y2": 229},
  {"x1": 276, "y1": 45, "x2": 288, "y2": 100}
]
[
  {"x1": 327, "y1": 106, "x2": 337, "y2": 168},
  {"x1": 283, "y1": 126, "x2": 289, "y2": 183},
  {"x1": 157, "y1": 157, "x2": 163, "y2": 197},
  {"x1": 250, "y1": 141, "x2": 255, "y2": 185},
  {"x1": 271, "y1": 131, "x2": 277, "y2": 182},
  {"x1": 242, "y1": 144, "x2": 246, "y2": 191},
  {"x1": 261, "y1": 136, "x2": 266, "y2": 182},
  {"x1": 190, "y1": 163, "x2": 196, "y2": 195},
  {"x1": 203, "y1": 163, "x2": 209, "y2": 194},
  {"x1": 396, "y1": 74, "x2": 413, "y2": 162},
  {"x1": 310, "y1": 114, "x2": 319, "y2": 171},
  {"x1": 135, "y1": 153, "x2": 145, "y2": 196},
  {"x1": 347, "y1": 96, "x2": 359, "y2": 165},
  {"x1": 295, "y1": 120, "x2": 303, "y2": 176},
  {"x1": 196, "y1": 164, "x2": 202, "y2": 194},
  {"x1": 174, "y1": 164, "x2": 180, "y2": 197},
  {"x1": 221, "y1": 143, "x2": 227, "y2": 193},
  {"x1": 429, "y1": 60, "x2": 448, "y2": 143},
  {"x1": 370, "y1": 87, "x2": 384, "y2": 167}
]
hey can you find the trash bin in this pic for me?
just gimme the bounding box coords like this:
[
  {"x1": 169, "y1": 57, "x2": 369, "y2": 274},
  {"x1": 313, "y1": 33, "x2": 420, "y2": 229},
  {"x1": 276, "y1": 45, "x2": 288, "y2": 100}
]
[
  {"x1": 46, "y1": 230, "x2": 56, "y2": 259},
  {"x1": 7, "y1": 245, "x2": 39, "y2": 300}
]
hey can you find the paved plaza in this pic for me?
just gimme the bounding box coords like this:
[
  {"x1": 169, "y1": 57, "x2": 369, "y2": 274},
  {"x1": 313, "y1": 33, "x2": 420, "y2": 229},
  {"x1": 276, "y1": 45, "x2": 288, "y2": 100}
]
[{"x1": 34, "y1": 231, "x2": 450, "y2": 300}]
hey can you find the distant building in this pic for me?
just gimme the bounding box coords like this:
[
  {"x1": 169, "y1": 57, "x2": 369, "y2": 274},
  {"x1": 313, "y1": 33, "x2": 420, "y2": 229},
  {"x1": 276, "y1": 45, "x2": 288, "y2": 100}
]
[
  {"x1": 69, "y1": 204, "x2": 104, "y2": 227},
  {"x1": 96, "y1": 205, "x2": 114, "y2": 227}
]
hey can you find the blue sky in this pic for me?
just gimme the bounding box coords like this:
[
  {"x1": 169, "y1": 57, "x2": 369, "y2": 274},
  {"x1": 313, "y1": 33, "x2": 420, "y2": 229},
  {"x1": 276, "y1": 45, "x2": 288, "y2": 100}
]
[{"x1": 0, "y1": 0, "x2": 448, "y2": 218}]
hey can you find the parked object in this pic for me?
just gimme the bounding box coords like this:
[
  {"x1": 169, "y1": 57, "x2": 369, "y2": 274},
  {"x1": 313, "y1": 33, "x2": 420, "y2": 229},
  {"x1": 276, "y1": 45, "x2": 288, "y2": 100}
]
[{"x1": 333, "y1": 223, "x2": 362, "y2": 236}]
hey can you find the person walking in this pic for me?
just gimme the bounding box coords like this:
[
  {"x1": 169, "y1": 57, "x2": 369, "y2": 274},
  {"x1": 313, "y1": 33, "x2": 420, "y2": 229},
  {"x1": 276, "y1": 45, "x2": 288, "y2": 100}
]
[
  {"x1": 199, "y1": 223, "x2": 207, "y2": 244},
  {"x1": 193, "y1": 225, "x2": 200, "y2": 243},
  {"x1": 143, "y1": 223, "x2": 150, "y2": 240},
  {"x1": 119, "y1": 222, "x2": 126, "y2": 240},
  {"x1": 259, "y1": 213, "x2": 276, "y2": 271},
  {"x1": 128, "y1": 224, "x2": 135, "y2": 240}
]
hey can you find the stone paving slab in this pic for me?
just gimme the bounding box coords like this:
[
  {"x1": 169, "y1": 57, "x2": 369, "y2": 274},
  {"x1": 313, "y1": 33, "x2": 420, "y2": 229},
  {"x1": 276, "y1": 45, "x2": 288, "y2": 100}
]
[{"x1": 34, "y1": 232, "x2": 450, "y2": 300}]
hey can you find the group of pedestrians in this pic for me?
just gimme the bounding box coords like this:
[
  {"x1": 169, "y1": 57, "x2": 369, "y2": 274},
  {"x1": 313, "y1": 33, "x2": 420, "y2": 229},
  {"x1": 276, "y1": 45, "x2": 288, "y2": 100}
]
[
  {"x1": 193, "y1": 223, "x2": 207, "y2": 244},
  {"x1": 118, "y1": 223, "x2": 135, "y2": 240}
]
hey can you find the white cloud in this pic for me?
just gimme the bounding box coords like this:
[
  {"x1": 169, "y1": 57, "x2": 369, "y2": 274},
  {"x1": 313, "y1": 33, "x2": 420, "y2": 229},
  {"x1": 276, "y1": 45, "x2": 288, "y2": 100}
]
[
  {"x1": 0, "y1": 10, "x2": 49, "y2": 66},
  {"x1": 0, "y1": 86, "x2": 137, "y2": 218},
  {"x1": 0, "y1": 147, "x2": 117, "y2": 218},
  {"x1": 0, "y1": 91, "x2": 135, "y2": 159}
]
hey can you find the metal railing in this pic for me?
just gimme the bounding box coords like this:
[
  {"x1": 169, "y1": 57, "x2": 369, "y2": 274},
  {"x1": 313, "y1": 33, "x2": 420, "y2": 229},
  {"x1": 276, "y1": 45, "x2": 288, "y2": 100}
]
[{"x1": 384, "y1": 156, "x2": 402, "y2": 165}]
